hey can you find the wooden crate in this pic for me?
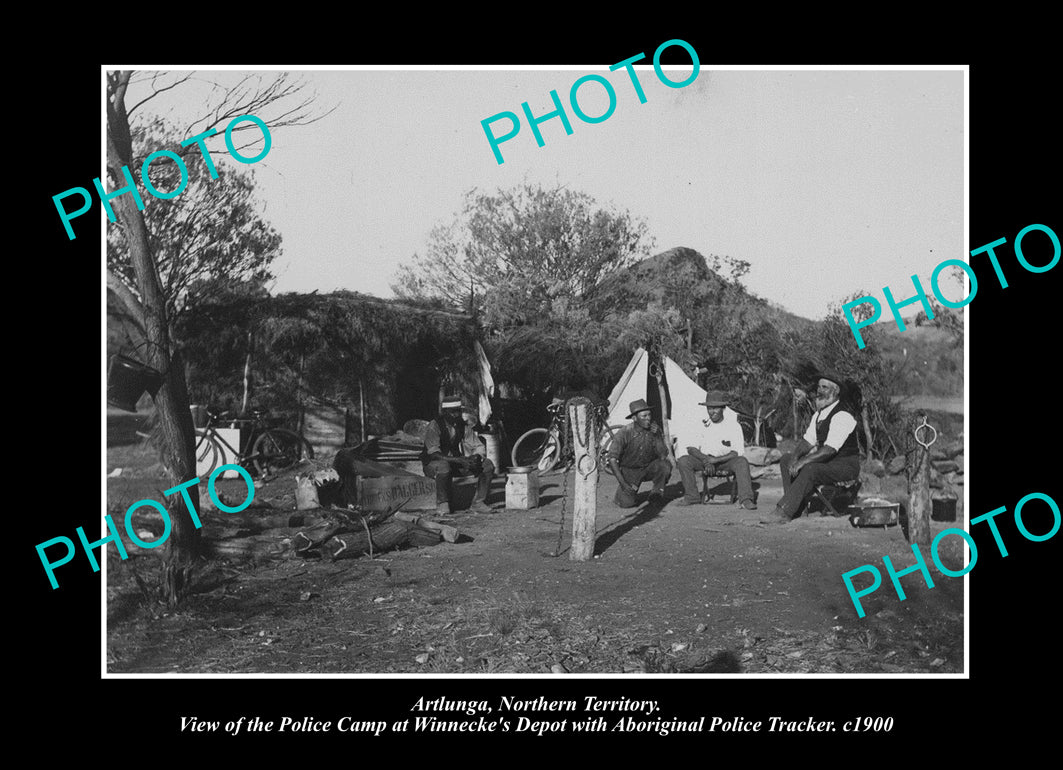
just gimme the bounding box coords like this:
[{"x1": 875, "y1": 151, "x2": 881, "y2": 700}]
[{"x1": 357, "y1": 474, "x2": 437, "y2": 512}]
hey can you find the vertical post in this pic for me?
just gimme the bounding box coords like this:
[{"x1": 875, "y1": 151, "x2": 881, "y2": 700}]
[
  {"x1": 569, "y1": 400, "x2": 598, "y2": 561},
  {"x1": 908, "y1": 414, "x2": 932, "y2": 545},
  {"x1": 654, "y1": 366, "x2": 675, "y2": 465},
  {"x1": 861, "y1": 403, "x2": 875, "y2": 461},
  {"x1": 240, "y1": 331, "x2": 253, "y2": 416},
  {"x1": 791, "y1": 385, "x2": 800, "y2": 442},
  {"x1": 359, "y1": 378, "x2": 367, "y2": 443}
]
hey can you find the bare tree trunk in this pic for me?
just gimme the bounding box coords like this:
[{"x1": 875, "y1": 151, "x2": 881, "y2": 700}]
[{"x1": 108, "y1": 72, "x2": 201, "y2": 607}]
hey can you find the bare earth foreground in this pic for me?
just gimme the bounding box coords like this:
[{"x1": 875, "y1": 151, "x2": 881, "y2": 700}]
[{"x1": 106, "y1": 428, "x2": 964, "y2": 676}]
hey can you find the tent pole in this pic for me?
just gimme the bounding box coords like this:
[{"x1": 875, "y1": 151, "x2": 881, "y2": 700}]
[{"x1": 653, "y1": 361, "x2": 676, "y2": 465}]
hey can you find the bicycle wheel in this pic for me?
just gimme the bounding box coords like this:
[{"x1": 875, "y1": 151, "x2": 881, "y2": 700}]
[
  {"x1": 511, "y1": 428, "x2": 561, "y2": 473},
  {"x1": 252, "y1": 428, "x2": 313, "y2": 476},
  {"x1": 596, "y1": 424, "x2": 625, "y2": 476},
  {"x1": 194, "y1": 429, "x2": 220, "y2": 478}
]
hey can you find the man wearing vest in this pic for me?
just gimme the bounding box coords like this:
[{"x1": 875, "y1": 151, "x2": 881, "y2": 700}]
[
  {"x1": 422, "y1": 395, "x2": 494, "y2": 515},
  {"x1": 763, "y1": 373, "x2": 860, "y2": 525}
]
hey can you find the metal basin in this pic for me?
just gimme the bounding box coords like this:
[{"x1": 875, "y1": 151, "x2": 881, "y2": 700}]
[{"x1": 848, "y1": 499, "x2": 900, "y2": 527}]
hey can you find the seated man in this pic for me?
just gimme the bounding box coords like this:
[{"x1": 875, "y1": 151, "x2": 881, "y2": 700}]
[
  {"x1": 675, "y1": 391, "x2": 756, "y2": 509},
  {"x1": 421, "y1": 395, "x2": 493, "y2": 515},
  {"x1": 762, "y1": 373, "x2": 860, "y2": 525},
  {"x1": 607, "y1": 399, "x2": 672, "y2": 508}
]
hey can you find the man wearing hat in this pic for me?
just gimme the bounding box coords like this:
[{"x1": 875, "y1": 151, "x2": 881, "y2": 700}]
[
  {"x1": 763, "y1": 373, "x2": 860, "y2": 524},
  {"x1": 606, "y1": 399, "x2": 672, "y2": 508},
  {"x1": 675, "y1": 391, "x2": 756, "y2": 509},
  {"x1": 422, "y1": 395, "x2": 494, "y2": 515}
]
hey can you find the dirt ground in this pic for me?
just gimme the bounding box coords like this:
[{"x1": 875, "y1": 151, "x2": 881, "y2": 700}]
[{"x1": 106, "y1": 421, "x2": 964, "y2": 676}]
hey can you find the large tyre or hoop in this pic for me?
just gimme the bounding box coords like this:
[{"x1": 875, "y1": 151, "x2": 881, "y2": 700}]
[
  {"x1": 252, "y1": 428, "x2": 313, "y2": 477},
  {"x1": 596, "y1": 424, "x2": 624, "y2": 476},
  {"x1": 511, "y1": 428, "x2": 560, "y2": 473},
  {"x1": 194, "y1": 429, "x2": 220, "y2": 478}
]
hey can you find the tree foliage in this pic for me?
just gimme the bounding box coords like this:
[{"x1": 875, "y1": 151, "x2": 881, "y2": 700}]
[
  {"x1": 390, "y1": 180, "x2": 944, "y2": 457},
  {"x1": 392, "y1": 182, "x2": 654, "y2": 328},
  {"x1": 105, "y1": 69, "x2": 329, "y2": 606},
  {"x1": 107, "y1": 119, "x2": 282, "y2": 328},
  {"x1": 176, "y1": 291, "x2": 482, "y2": 433}
]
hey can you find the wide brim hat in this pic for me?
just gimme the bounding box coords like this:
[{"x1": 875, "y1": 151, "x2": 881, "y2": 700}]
[
  {"x1": 440, "y1": 394, "x2": 468, "y2": 411},
  {"x1": 812, "y1": 371, "x2": 846, "y2": 390},
  {"x1": 626, "y1": 399, "x2": 652, "y2": 419},
  {"x1": 699, "y1": 390, "x2": 730, "y2": 407}
]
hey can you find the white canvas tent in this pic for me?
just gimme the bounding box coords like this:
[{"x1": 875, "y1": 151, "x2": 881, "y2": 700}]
[{"x1": 605, "y1": 347, "x2": 712, "y2": 452}]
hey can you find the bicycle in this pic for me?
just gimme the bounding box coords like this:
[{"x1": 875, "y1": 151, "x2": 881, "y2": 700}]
[
  {"x1": 510, "y1": 399, "x2": 623, "y2": 474},
  {"x1": 194, "y1": 408, "x2": 314, "y2": 478}
]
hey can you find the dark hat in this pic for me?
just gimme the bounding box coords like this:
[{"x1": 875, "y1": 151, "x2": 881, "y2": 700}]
[
  {"x1": 699, "y1": 390, "x2": 730, "y2": 407},
  {"x1": 627, "y1": 399, "x2": 652, "y2": 419},
  {"x1": 813, "y1": 371, "x2": 845, "y2": 390}
]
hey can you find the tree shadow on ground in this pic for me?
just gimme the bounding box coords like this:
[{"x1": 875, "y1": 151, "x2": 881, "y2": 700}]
[{"x1": 592, "y1": 495, "x2": 667, "y2": 556}]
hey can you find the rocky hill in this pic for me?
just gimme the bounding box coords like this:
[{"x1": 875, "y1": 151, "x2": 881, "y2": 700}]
[
  {"x1": 587, "y1": 246, "x2": 816, "y2": 336},
  {"x1": 586, "y1": 246, "x2": 962, "y2": 398}
]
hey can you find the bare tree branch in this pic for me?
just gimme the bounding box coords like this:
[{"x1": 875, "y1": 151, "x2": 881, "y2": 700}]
[{"x1": 127, "y1": 71, "x2": 195, "y2": 117}]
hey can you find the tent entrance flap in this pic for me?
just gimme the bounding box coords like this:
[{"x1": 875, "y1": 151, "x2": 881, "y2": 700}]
[
  {"x1": 605, "y1": 349, "x2": 708, "y2": 451},
  {"x1": 606, "y1": 347, "x2": 649, "y2": 426}
]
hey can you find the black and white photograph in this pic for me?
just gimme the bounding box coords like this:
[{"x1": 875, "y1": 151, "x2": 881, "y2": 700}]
[
  {"x1": 26, "y1": 35, "x2": 1059, "y2": 749},
  {"x1": 100, "y1": 63, "x2": 970, "y2": 679}
]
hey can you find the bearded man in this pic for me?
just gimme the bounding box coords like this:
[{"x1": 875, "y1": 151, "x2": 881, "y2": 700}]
[{"x1": 762, "y1": 373, "x2": 860, "y2": 525}]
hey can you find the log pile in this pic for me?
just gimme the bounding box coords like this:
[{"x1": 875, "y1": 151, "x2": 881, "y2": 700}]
[{"x1": 121, "y1": 501, "x2": 453, "y2": 565}]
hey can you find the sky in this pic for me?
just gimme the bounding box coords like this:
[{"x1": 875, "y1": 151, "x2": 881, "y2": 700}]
[{"x1": 120, "y1": 65, "x2": 965, "y2": 321}]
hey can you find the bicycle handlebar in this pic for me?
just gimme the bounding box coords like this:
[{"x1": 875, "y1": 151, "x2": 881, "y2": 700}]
[{"x1": 205, "y1": 407, "x2": 268, "y2": 424}]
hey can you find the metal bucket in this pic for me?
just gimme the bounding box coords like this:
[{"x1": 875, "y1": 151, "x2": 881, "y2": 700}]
[
  {"x1": 107, "y1": 354, "x2": 163, "y2": 412},
  {"x1": 932, "y1": 497, "x2": 958, "y2": 522},
  {"x1": 848, "y1": 499, "x2": 900, "y2": 528},
  {"x1": 480, "y1": 432, "x2": 502, "y2": 473}
]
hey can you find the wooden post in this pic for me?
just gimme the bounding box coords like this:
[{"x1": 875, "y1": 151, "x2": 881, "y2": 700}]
[
  {"x1": 654, "y1": 367, "x2": 676, "y2": 465},
  {"x1": 792, "y1": 388, "x2": 800, "y2": 441},
  {"x1": 861, "y1": 403, "x2": 875, "y2": 461},
  {"x1": 569, "y1": 400, "x2": 597, "y2": 561},
  {"x1": 240, "y1": 331, "x2": 253, "y2": 416},
  {"x1": 908, "y1": 414, "x2": 932, "y2": 545},
  {"x1": 359, "y1": 378, "x2": 367, "y2": 443}
]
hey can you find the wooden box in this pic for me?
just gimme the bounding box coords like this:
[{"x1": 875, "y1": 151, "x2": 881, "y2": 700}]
[{"x1": 505, "y1": 470, "x2": 540, "y2": 510}]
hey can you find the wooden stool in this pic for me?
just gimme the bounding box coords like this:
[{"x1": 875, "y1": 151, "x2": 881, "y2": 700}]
[
  {"x1": 701, "y1": 469, "x2": 738, "y2": 504},
  {"x1": 812, "y1": 478, "x2": 862, "y2": 516}
]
